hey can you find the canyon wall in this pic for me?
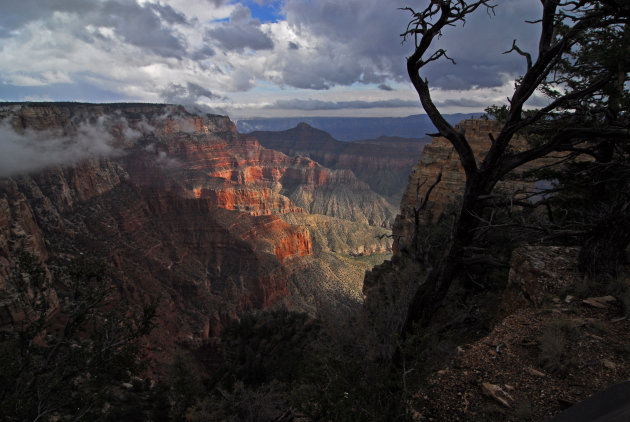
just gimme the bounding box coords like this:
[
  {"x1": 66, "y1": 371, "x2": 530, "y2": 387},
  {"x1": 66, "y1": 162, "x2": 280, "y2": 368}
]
[
  {"x1": 393, "y1": 119, "x2": 542, "y2": 254},
  {"x1": 0, "y1": 103, "x2": 392, "y2": 367},
  {"x1": 251, "y1": 122, "x2": 428, "y2": 206},
  {"x1": 363, "y1": 118, "x2": 545, "y2": 306}
]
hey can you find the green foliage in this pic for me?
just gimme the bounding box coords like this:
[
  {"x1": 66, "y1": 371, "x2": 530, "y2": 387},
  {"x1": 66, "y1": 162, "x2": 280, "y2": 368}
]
[
  {"x1": 217, "y1": 309, "x2": 319, "y2": 387},
  {"x1": 183, "y1": 309, "x2": 414, "y2": 422},
  {"x1": 0, "y1": 252, "x2": 157, "y2": 421},
  {"x1": 484, "y1": 104, "x2": 508, "y2": 123},
  {"x1": 165, "y1": 354, "x2": 206, "y2": 421}
]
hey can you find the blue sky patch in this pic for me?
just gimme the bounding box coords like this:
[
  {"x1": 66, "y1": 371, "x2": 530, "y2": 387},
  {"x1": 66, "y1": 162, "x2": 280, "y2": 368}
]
[{"x1": 242, "y1": 1, "x2": 283, "y2": 23}]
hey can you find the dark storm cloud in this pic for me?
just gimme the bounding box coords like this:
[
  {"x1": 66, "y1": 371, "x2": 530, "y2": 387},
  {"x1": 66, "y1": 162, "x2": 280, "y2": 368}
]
[
  {"x1": 148, "y1": 3, "x2": 188, "y2": 26},
  {"x1": 288, "y1": 41, "x2": 299, "y2": 50},
  {"x1": 187, "y1": 82, "x2": 223, "y2": 100},
  {"x1": 0, "y1": 0, "x2": 92, "y2": 35},
  {"x1": 265, "y1": 98, "x2": 418, "y2": 110},
  {"x1": 97, "y1": 1, "x2": 188, "y2": 59},
  {"x1": 417, "y1": 0, "x2": 542, "y2": 90},
  {"x1": 0, "y1": 0, "x2": 188, "y2": 59},
  {"x1": 207, "y1": 0, "x2": 228, "y2": 6},
  {"x1": 205, "y1": 5, "x2": 274, "y2": 53},
  {"x1": 192, "y1": 45, "x2": 216, "y2": 60},
  {"x1": 161, "y1": 83, "x2": 228, "y2": 115},
  {"x1": 280, "y1": 0, "x2": 541, "y2": 91},
  {"x1": 280, "y1": 0, "x2": 407, "y2": 88},
  {"x1": 378, "y1": 84, "x2": 394, "y2": 91}
]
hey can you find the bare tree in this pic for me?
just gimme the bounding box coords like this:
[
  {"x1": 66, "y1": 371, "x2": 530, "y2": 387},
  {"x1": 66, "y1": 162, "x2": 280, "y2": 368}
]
[{"x1": 400, "y1": 0, "x2": 630, "y2": 333}]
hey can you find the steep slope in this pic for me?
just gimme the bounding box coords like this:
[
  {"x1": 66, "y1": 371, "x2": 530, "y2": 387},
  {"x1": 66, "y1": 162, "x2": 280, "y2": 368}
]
[
  {"x1": 362, "y1": 118, "x2": 557, "y2": 364},
  {"x1": 358, "y1": 118, "x2": 627, "y2": 421},
  {"x1": 277, "y1": 212, "x2": 392, "y2": 316},
  {"x1": 1, "y1": 164, "x2": 309, "y2": 366},
  {"x1": 251, "y1": 123, "x2": 428, "y2": 205},
  {"x1": 380, "y1": 119, "x2": 544, "y2": 259},
  {"x1": 280, "y1": 212, "x2": 392, "y2": 257},
  {"x1": 413, "y1": 246, "x2": 630, "y2": 421},
  {"x1": 0, "y1": 103, "x2": 392, "y2": 367}
]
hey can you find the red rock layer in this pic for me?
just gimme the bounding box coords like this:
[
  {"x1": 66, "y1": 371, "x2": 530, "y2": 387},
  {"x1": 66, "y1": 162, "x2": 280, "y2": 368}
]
[
  {"x1": 0, "y1": 103, "x2": 317, "y2": 367},
  {"x1": 0, "y1": 103, "x2": 396, "y2": 370},
  {"x1": 120, "y1": 117, "x2": 394, "y2": 225}
]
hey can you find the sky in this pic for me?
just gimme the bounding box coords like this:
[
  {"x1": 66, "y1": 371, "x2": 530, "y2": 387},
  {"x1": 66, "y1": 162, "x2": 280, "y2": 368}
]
[{"x1": 0, "y1": 0, "x2": 545, "y2": 119}]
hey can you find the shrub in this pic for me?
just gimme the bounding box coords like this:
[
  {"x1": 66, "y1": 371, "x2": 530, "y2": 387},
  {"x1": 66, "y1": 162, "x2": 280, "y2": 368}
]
[
  {"x1": 0, "y1": 252, "x2": 157, "y2": 421},
  {"x1": 538, "y1": 320, "x2": 580, "y2": 376}
]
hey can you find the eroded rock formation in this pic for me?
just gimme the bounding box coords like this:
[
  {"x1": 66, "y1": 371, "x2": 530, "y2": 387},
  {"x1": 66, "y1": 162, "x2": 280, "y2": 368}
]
[
  {"x1": 251, "y1": 122, "x2": 428, "y2": 206},
  {"x1": 0, "y1": 103, "x2": 392, "y2": 367},
  {"x1": 363, "y1": 118, "x2": 548, "y2": 329}
]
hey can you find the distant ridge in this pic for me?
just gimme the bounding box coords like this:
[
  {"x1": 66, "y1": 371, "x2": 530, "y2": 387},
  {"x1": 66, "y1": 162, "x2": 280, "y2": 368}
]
[
  {"x1": 237, "y1": 113, "x2": 483, "y2": 141},
  {"x1": 251, "y1": 123, "x2": 429, "y2": 206}
]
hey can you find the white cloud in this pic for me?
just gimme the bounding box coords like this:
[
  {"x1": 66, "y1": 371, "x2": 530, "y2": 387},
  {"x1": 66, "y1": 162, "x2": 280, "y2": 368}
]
[{"x1": 0, "y1": 0, "x2": 543, "y2": 117}]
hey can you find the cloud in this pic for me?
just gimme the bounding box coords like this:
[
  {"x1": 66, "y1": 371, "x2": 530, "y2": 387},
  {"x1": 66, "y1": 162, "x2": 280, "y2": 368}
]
[
  {"x1": 162, "y1": 82, "x2": 224, "y2": 102},
  {"x1": 273, "y1": 0, "x2": 541, "y2": 91},
  {"x1": 210, "y1": 0, "x2": 228, "y2": 5},
  {"x1": 434, "y1": 98, "x2": 493, "y2": 108},
  {"x1": 1, "y1": 1, "x2": 190, "y2": 58},
  {"x1": 265, "y1": 98, "x2": 418, "y2": 110},
  {"x1": 0, "y1": 0, "x2": 545, "y2": 117},
  {"x1": 0, "y1": 1, "x2": 93, "y2": 35},
  {"x1": 155, "y1": 150, "x2": 182, "y2": 169},
  {"x1": 95, "y1": 1, "x2": 188, "y2": 59},
  {"x1": 0, "y1": 114, "x2": 136, "y2": 177},
  {"x1": 205, "y1": 5, "x2": 274, "y2": 53},
  {"x1": 161, "y1": 82, "x2": 228, "y2": 115},
  {"x1": 192, "y1": 45, "x2": 216, "y2": 60}
]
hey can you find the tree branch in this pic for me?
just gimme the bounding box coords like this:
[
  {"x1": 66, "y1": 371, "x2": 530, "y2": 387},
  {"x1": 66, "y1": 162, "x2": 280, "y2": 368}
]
[{"x1": 503, "y1": 39, "x2": 532, "y2": 70}]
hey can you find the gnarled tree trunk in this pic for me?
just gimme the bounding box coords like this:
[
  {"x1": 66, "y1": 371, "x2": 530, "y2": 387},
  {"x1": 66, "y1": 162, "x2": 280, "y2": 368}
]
[{"x1": 402, "y1": 174, "x2": 494, "y2": 332}]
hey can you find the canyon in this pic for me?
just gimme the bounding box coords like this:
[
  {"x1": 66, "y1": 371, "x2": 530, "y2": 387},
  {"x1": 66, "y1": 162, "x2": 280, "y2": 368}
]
[
  {"x1": 251, "y1": 122, "x2": 428, "y2": 206},
  {"x1": 0, "y1": 102, "x2": 394, "y2": 367},
  {"x1": 2, "y1": 105, "x2": 627, "y2": 421}
]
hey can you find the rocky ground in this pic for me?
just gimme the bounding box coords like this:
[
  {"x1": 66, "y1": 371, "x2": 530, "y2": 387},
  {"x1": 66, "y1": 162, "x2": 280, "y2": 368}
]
[{"x1": 411, "y1": 246, "x2": 630, "y2": 421}]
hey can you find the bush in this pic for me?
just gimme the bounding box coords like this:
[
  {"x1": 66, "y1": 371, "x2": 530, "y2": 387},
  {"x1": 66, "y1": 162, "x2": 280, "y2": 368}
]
[
  {"x1": 538, "y1": 320, "x2": 580, "y2": 376},
  {"x1": 216, "y1": 309, "x2": 319, "y2": 387},
  {"x1": 0, "y1": 252, "x2": 156, "y2": 421}
]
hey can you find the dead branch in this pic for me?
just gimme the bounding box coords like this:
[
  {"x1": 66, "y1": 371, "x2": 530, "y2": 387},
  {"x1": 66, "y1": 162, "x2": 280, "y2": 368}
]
[{"x1": 503, "y1": 39, "x2": 532, "y2": 70}]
